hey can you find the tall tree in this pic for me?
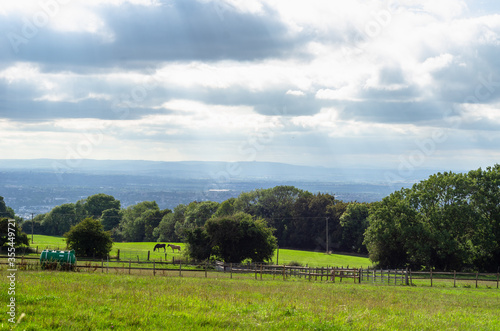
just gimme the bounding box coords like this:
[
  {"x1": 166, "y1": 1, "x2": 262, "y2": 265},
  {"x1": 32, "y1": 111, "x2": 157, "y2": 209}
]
[
  {"x1": 365, "y1": 166, "x2": 500, "y2": 272},
  {"x1": 41, "y1": 203, "x2": 78, "y2": 236},
  {"x1": 83, "y1": 194, "x2": 121, "y2": 219},
  {"x1": 234, "y1": 186, "x2": 303, "y2": 246},
  {"x1": 289, "y1": 192, "x2": 342, "y2": 250},
  {"x1": 0, "y1": 196, "x2": 15, "y2": 219},
  {"x1": 119, "y1": 201, "x2": 169, "y2": 242},
  {"x1": 339, "y1": 202, "x2": 370, "y2": 253},
  {"x1": 154, "y1": 204, "x2": 186, "y2": 242},
  {"x1": 100, "y1": 208, "x2": 121, "y2": 231}
]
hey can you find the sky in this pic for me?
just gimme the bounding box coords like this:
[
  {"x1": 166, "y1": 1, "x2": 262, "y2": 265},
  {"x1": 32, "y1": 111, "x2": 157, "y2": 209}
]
[{"x1": 1, "y1": 0, "x2": 500, "y2": 177}]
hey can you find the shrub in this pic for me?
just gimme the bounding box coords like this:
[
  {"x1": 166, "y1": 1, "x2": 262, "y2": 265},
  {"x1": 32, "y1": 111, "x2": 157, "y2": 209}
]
[{"x1": 65, "y1": 217, "x2": 113, "y2": 258}]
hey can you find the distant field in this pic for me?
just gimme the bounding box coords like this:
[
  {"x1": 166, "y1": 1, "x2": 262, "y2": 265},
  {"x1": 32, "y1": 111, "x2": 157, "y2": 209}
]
[
  {"x1": 3, "y1": 271, "x2": 499, "y2": 330},
  {"x1": 29, "y1": 235, "x2": 371, "y2": 268}
]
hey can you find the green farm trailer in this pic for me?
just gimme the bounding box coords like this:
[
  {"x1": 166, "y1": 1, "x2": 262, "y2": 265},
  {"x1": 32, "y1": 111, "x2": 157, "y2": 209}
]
[{"x1": 40, "y1": 250, "x2": 76, "y2": 270}]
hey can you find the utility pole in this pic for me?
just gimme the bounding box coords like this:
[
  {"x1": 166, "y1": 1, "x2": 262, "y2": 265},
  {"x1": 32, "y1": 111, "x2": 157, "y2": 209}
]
[
  {"x1": 326, "y1": 217, "x2": 329, "y2": 254},
  {"x1": 31, "y1": 213, "x2": 35, "y2": 244}
]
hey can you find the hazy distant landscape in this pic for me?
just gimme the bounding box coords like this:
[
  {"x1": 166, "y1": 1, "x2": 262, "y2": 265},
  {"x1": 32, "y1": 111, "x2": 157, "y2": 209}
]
[{"x1": 0, "y1": 159, "x2": 444, "y2": 219}]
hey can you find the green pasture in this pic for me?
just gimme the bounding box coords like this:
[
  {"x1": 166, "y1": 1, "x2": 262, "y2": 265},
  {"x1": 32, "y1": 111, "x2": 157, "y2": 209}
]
[
  {"x1": 28, "y1": 235, "x2": 372, "y2": 268},
  {"x1": 2, "y1": 270, "x2": 499, "y2": 330},
  {"x1": 29, "y1": 235, "x2": 66, "y2": 248}
]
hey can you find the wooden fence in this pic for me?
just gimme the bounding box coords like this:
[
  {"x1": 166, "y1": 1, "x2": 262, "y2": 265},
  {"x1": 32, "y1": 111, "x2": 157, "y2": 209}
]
[{"x1": 2, "y1": 257, "x2": 499, "y2": 289}]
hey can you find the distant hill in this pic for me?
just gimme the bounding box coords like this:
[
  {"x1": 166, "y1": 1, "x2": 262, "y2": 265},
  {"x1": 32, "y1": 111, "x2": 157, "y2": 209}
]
[{"x1": 0, "y1": 158, "x2": 439, "y2": 183}]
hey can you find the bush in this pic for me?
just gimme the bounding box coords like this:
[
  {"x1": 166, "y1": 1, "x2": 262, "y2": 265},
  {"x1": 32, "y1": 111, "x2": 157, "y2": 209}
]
[{"x1": 65, "y1": 217, "x2": 113, "y2": 258}]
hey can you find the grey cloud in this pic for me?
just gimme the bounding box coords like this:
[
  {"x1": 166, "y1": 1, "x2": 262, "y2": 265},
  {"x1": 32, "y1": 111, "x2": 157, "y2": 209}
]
[
  {"x1": 340, "y1": 101, "x2": 450, "y2": 124},
  {"x1": 1, "y1": 0, "x2": 305, "y2": 68},
  {"x1": 0, "y1": 98, "x2": 167, "y2": 121}
]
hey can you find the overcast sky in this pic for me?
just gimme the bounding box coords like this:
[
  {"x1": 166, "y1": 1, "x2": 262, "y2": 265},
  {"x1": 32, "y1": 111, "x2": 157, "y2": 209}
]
[{"x1": 1, "y1": 0, "x2": 500, "y2": 174}]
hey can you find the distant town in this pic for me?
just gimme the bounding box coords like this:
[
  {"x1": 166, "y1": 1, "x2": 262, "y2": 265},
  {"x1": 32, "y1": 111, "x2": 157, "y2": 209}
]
[{"x1": 0, "y1": 159, "x2": 435, "y2": 219}]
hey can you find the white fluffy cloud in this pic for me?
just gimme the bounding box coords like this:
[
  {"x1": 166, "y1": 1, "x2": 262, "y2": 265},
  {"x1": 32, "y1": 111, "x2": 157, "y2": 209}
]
[{"x1": 0, "y1": 0, "x2": 499, "y2": 172}]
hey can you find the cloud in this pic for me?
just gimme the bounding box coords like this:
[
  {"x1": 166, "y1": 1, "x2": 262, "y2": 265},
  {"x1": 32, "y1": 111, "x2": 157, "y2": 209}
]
[{"x1": 1, "y1": 0, "x2": 500, "y2": 171}]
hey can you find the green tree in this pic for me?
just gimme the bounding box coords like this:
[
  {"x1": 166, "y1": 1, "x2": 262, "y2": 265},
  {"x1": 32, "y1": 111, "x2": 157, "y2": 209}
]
[
  {"x1": 174, "y1": 201, "x2": 219, "y2": 237},
  {"x1": 234, "y1": 186, "x2": 303, "y2": 246},
  {"x1": 365, "y1": 166, "x2": 500, "y2": 272},
  {"x1": 0, "y1": 218, "x2": 29, "y2": 248},
  {"x1": 83, "y1": 193, "x2": 121, "y2": 219},
  {"x1": 468, "y1": 165, "x2": 500, "y2": 271},
  {"x1": 204, "y1": 212, "x2": 277, "y2": 263},
  {"x1": 119, "y1": 201, "x2": 169, "y2": 242},
  {"x1": 0, "y1": 197, "x2": 15, "y2": 219},
  {"x1": 288, "y1": 192, "x2": 344, "y2": 251},
  {"x1": 154, "y1": 204, "x2": 186, "y2": 242},
  {"x1": 364, "y1": 191, "x2": 413, "y2": 268},
  {"x1": 42, "y1": 203, "x2": 78, "y2": 236},
  {"x1": 339, "y1": 202, "x2": 370, "y2": 253},
  {"x1": 65, "y1": 217, "x2": 113, "y2": 258},
  {"x1": 100, "y1": 208, "x2": 121, "y2": 231},
  {"x1": 184, "y1": 227, "x2": 212, "y2": 261},
  {"x1": 213, "y1": 198, "x2": 236, "y2": 218}
]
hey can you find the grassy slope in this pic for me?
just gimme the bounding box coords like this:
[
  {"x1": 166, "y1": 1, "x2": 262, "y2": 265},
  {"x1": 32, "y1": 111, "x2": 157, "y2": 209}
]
[
  {"x1": 30, "y1": 235, "x2": 371, "y2": 268},
  {"x1": 3, "y1": 271, "x2": 500, "y2": 330}
]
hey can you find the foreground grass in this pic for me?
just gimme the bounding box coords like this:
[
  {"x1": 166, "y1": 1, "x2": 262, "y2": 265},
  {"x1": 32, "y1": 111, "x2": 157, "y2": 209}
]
[
  {"x1": 2, "y1": 270, "x2": 499, "y2": 330},
  {"x1": 29, "y1": 235, "x2": 371, "y2": 268}
]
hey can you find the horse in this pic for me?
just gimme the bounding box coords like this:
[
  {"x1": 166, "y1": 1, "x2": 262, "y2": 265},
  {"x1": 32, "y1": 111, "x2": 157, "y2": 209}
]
[
  {"x1": 153, "y1": 243, "x2": 166, "y2": 252},
  {"x1": 167, "y1": 244, "x2": 181, "y2": 252}
]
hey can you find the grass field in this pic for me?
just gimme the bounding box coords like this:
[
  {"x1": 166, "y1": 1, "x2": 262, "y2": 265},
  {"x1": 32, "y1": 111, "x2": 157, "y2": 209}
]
[
  {"x1": 2, "y1": 270, "x2": 499, "y2": 330},
  {"x1": 29, "y1": 235, "x2": 372, "y2": 268}
]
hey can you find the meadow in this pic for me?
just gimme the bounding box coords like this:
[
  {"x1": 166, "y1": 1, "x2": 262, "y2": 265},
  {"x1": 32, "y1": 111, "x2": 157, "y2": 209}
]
[
  {"x1": 2, "y1": 270, "x2": 499, "y2": 330},
  {"x1": 2, "y1": 235, "x2": 499, "y2": 330},
  {"x1": 29, "y1": 235, "x2": 372, "y2": 268}
]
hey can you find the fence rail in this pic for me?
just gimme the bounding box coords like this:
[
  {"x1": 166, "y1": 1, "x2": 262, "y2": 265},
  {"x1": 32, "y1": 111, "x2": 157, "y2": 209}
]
[{"x1": 2, "y1": 257, "x2": 499, "y2": 289}]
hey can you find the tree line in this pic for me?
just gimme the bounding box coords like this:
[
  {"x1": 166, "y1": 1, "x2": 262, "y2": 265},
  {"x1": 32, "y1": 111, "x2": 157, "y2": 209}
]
[
  {"x1": 20, "y1": 186, "x2": 367, "y2": 254},
  {"x1": 365, "y1": 165, "x2": 500, "y2": 272},
  {"x1": 5, "y1": 164, "x2": 500, "y2": 271}
]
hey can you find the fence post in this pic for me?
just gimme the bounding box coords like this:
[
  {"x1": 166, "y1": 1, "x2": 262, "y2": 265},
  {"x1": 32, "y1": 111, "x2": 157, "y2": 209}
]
[
  {"x1": 476, "y1": 272, "x2": 479, "y2": 288},
  {"x1": 179, "y1": 260, "x2": 182, "y2": 277},
  {"x1": 230, "y1": 263, "x2": 233, "y2": 279},
  {"x1": 101, "y1": 259, "x2": 103, "y2": 273},
  {"x1": 117, "y1": 249, "x2": 120, "y2": 260},
  {"x1": 453, "y1": 270, "x2": 456, "y2": 288},
  {"x1": 260, "y1": 264, "x2": 263, "y2": 280},
  {"x1": 153, "y1": 261, "x2": 156, "y2": 276},
  {"x1": 283, "y1": 265, "x2": 286, "y2": 281},
  {"x1": 205, "y1": 262, "x2": 208, "y2": 278},
  {"x1": 430, "y1": 269, "x2": 433, "y2": 287},
  {"x1": 497, "y1": 272, "x2": 499, "y2": 289},
  {"x1": 129, "y1": 260, "x2": 131, "y2": 275},
  {"x1": 405, "y1": 268, "x2": 409, "y2": 286},
  {"x1": 147, "y1": 251, "x2": 150, "y2": 261},
  {"x1": 358, "y1": 268, "x2": 361, "y2": 284}
]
